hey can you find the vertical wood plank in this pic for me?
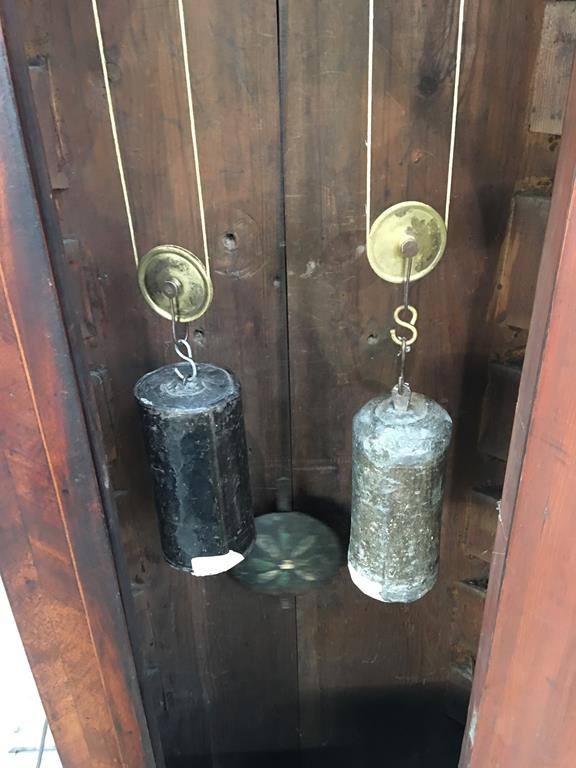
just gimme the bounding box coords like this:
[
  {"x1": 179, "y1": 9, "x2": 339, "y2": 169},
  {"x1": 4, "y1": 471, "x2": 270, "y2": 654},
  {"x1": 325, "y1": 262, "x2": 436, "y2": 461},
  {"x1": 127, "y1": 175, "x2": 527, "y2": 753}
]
[
  {"x1": 18, "y1": 0, "x2": 297, "y2": 763},
  {"x1": 281, "y1": 0, "x2": 545, "y2": 754},
  {"x1": 461, "y1": 54, "x2": 576, "y2": 768},
  {"x1": 280, "y1": 0, "x2": 460, "y2": 753},
  {"x1": 443, "y1": 0, "x2": 547, "y2": 718},
  {"x1": 0, "y1": 14, "x2": 155, "y2": 766},
  {"x1": 13, "y1": 0, "x2": 203, "y2": 758},
  {"x1": 493, "y1": 194, "x2": 551, "y2": 333},
  {"x1": 530, "y1": 1, "x2": 576, "y2": 135}
]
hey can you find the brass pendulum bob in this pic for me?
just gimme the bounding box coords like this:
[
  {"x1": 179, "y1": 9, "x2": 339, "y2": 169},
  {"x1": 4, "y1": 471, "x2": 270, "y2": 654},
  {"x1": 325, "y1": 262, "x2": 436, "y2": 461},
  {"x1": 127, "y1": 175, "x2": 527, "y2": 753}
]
[{"x1": 231, "y1": 479, "x2": 342, "y2": 596}]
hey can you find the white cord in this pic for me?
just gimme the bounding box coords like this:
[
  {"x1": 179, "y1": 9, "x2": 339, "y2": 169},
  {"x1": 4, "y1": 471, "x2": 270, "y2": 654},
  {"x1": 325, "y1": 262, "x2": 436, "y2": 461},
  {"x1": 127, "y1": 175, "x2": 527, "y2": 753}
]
[
  {"x1": 445, "y1": 0, "x2": 466, "y2": 227},
  {"x1": 92, "y1": 0, "x2": 211, "y2": 276},
  {"x1": 177, "y1": 0, "x2": 211, "y2": 279},
  {"x1": 366, "y1": 0, "x2": 375, "y2": 246},
  {"x1": 91, "y1": 0, "x2": 139, "y2": 266},
  {"x1": 366, "y1": 0, "x2": 466, "y2": 234}
]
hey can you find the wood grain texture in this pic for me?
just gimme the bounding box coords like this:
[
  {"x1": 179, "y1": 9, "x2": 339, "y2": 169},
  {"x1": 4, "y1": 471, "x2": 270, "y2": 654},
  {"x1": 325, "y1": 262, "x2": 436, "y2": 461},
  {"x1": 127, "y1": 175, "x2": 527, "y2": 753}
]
[
  {"x1": 493, "y1": 194, "x2": 551, "y2": 333},
  {"x1": 462, "y1": 54, "x2": 576, "y2": 768},
  {"x1": 27, "y1": 61, "x2": 69, "y2": 190},
  {"x1": 451, "y1": 581, "x2": 486, "y2": 657},
  {"x1": 98, "y1": 2, "x2": 297, "y2": 758},
  {"x1": 531, "y1": 1, "x2": 576, "y2": 135},
  {"x1": 462, "y1": 491, "x2": 498, "y2": 565},
  {"x1": 439, "y1": 0, "x2": 547, "y2": 705},
  {"x1": 0, "y1": 16, "x2": 155, "y2": 768},
  {"x1": 17, "y1": 0, "x2": 296, "y2": 763},
  {"x1": 477, "y1": 363, "x2": 521, "y2": 462}
]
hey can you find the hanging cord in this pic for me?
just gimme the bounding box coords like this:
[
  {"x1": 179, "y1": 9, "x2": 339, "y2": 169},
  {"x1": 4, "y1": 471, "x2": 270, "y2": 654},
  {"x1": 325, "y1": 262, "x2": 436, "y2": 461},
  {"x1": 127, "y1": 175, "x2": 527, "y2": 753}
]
[
  {"x1": 92, "y1": 0, "x2": 212, "y2": 276},
  {"x1": 164, "y1": 280, "x2": 197, "y2": 382},
  {"x1": 365, "y1": 0, "x2": 465, "y2": 406},
  {"x1": 445, "y1": 0, "x2": 466, "y2": 227},
  {"x1": 92, "y1": 0, "x2": 211, "y2": 379},
  {"x1": 177, "y1": 0, "x2": 211, "y2": 280},
  {"x1": 365, "y1": 0, "x2": 375, "y2": 250},
  {"x1": 91, "y1": 0, "x2": 138, "y2": 266},
  {"x1": 365, "y1": 0, "x2": 466, "y2": 233}
]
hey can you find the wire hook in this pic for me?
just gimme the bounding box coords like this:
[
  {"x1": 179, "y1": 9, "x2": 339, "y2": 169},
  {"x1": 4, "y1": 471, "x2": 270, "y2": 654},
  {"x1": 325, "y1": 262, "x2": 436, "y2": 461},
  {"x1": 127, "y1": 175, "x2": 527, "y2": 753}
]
[
  {"x1": 389, "y1": 245, "x2": 418, "y2": 395},
  {"x1": 174, "y1": 337, "x2": 197, "y2": 382},
  {"x1": 164, "y1": 279, "x2": 197, "y2": 383},
  {"x1": 390, "y1": 305, "x2": 418, "y2": 347}
]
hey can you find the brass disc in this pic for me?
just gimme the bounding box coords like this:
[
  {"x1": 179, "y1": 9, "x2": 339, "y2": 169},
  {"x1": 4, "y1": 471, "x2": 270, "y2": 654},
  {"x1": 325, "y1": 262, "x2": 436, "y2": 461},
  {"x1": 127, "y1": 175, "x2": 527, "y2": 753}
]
[
  {"x1": 230, "y1": 512, "x2": 342, "y2": 596},
  {"x1": 138, "y1": 245, "x2": 213, "y2": 322},
  {"x1": 367, "y1": 201, "x2": 447, "y2": 284}
]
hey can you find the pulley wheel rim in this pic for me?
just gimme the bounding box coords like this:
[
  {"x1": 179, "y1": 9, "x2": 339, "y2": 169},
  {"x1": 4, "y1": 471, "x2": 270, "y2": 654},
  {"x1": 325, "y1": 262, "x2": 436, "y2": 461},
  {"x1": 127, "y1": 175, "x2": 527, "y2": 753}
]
[
  {"x1": 138, "y1": 244, "x2": 213, "y2": 322},
  {"x1": 367, "y1": 201, "x2": 447, "y2": 284}
]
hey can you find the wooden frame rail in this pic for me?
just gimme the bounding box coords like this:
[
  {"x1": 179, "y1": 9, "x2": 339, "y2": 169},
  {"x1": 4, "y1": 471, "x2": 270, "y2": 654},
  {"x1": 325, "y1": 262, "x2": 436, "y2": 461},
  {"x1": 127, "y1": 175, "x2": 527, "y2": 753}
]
[
  {"x1": 461, "y1": 55, "x2": 576, "y2": 768},
  {"x1": 0, "y1": 16, "x2": 157, "y2": 768}
]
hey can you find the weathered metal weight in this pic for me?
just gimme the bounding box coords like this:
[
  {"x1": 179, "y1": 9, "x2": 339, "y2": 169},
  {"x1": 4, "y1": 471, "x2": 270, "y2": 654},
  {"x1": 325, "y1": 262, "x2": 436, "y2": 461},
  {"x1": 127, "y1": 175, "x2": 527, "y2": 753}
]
[
  {"x1": 135, "y1": 246, "x2": 255, "y2": 575},
  {"x1": 135, "y1": 362, "x2": 254, "y2": 575},
  {"x1": 349, "y1": 388, "x2": 451, "y2": 602},
  {"x1": 349, "y1": 202, "x2": 452, "y2": 602}
]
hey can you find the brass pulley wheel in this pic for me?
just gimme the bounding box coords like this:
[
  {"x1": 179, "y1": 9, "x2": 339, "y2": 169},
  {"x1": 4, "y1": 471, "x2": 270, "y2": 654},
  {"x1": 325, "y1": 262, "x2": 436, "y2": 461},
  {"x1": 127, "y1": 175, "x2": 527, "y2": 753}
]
[
  {"x1": 367, "y1": 201, "x2": 447, "y2": 284},
  {"x1": 138, "y1": 245, "x2": 213, "y2": 322}
]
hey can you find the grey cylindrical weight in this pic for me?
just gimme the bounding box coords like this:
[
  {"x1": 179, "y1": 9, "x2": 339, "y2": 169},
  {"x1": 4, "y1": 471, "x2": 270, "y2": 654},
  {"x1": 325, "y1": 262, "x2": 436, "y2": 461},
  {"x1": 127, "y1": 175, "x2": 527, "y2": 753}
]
[
  {"x1": 348, "y1": 391, "x2": 452, "y2": 603},
  {"x1": 134, "y1": 362, "x2": 255, "y2": 575}
]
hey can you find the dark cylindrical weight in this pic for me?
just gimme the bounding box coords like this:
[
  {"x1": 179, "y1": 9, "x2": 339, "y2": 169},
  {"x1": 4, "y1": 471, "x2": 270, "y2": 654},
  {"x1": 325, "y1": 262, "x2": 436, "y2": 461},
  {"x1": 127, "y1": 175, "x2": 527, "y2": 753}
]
[
  {"x1": 134, "y1": 362, "x2": 254, "y2": 575},
  {"x1": 348, "y1": 390, "x2": 452, "y2": 603}
]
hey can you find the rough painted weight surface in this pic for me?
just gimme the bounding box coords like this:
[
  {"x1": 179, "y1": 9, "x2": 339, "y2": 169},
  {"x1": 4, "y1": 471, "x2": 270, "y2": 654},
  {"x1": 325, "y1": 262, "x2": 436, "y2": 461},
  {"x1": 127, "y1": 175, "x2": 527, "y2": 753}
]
[
  {"x1": 134, "y1": 362, "x2": 255, "y2": 574},
  {"x1": 348, "y1": 391, "x2": 452, "y2": 603}
]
